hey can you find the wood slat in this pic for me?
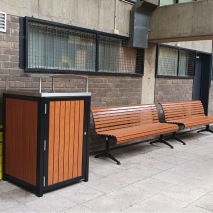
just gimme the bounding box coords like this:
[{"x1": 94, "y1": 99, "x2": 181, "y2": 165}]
[
  {"x1": 73, "y1": 101, "x2": 79, "y2": 178},
  {"x1": 59, "y1": 101, "x2": 65, "y2": 182},
  {"x1": 53, "y1": 101, "x2": 60, "y2": 184},
  {"x1": 78, "y1": 100, "x2": 84, "y2": 177},
  {"x1": 68, "y1": 101, "x2": 75, "y2": 180},
  {"x1": 64, "y1": 101, "x2": 70, "y2": 181}
]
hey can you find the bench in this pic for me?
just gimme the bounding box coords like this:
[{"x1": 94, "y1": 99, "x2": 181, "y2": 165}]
[
  {"x1": 91, "y1": 104, "x2": 179, "y2": 164},
  {"x1": 160, "y1": 100, "x2": 213, "y2": 143}
]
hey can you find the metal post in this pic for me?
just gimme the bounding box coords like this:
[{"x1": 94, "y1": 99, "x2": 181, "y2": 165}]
[
  {"x1": 114, "y1": 0, "x2": 117, "y2": 30},
  {"x1": 39, "y1": 77, "x2": 41, "y2": 93},
  {"x1": 95, "y1": 32, "x2": 99, "y2": 72},
  {"x1": 86, "y1": 79, "x2": 88, "y2": 92}
]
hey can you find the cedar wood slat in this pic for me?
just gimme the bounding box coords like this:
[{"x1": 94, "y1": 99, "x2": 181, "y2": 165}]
[
  {"x1": 53, "y1": 101, "x2": 60, "y2": 184},
  {"x1": 73, "y1": 101, "x2": 79, "y2": 178},
  {"x1": 161, "y1": 100, "x2": 213, "y2": 129},
  {"x1": 59, "y1": 101, "x2": 65, "y2": 182},
  {"x1": 64, "y1": 101, "x2": 70, "y2": 181},
  {"x1": 91, "y1": 104, "x2": 179, "y2": 145}
]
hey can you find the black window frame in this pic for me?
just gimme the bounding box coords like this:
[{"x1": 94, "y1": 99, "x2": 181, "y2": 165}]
[
  {"x1": 20, "y1": 17, "x2": 145, "y2": 77},
  {"x1": 125, "y1": 0, "x2": 138, "y2": 3},
  {"x1": 156, "y1": 44, "x2": 196, "y2": 79},
  {"x1": 159, "y1": 0, "x2": 202, "y2": 6}
]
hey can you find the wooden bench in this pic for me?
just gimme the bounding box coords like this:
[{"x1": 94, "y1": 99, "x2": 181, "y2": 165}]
[
  {"x1": 91, "y1": 104, "x2": 179, "y2": 164},
  {"x1": 160, "y1": 100, "x2": 213, "y2": 143}
]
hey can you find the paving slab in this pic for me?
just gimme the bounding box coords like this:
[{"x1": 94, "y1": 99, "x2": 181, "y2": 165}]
[{"x1": 0, "y1": 129, "x2": 213, "y2": 212}]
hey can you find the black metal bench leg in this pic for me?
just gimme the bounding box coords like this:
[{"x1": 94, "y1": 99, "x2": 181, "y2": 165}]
[
  {"x1": 165, "y1": 132, "x2": 186, "y2": 145},
  {"x1": 197, "y1": 125, "x2": 213, "y2": 133},
  {"x1": 150, "y1": 135, "x2": 174, "y2": 149},
  {"x1": 95, "y1": 137, "x2": 121, "y2": 165}
]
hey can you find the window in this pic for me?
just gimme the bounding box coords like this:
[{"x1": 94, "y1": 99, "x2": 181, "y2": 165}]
[
  {"x1": 21, "y1": 17, "x2": 144, "y2": 76},
  {"x1": 160, "y1": 0, "x2": 176, "y2": 6},
  {"x1": 159, "y1": 0, "x2": 203, "y2": 6},
  {"x1": 156, "y1": 45, "x2": 196, "y2": 77}
]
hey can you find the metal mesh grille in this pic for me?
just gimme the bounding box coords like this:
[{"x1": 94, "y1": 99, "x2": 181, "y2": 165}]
[
  {"x1": 179, "y1": 50, "x2": 195, "y2": 77},
  {"x1": 99, "y1": 36, "x2": 144, "y2": 74},
  {"x1": 27, "y1": 21, "x2": 144, "y2": 74},
  {"x1": 158, "y1": 46, "x2": 178, "y2": 76},
  {"x1": 28, "y1": 22, "x2": 96, "y2": 71}
]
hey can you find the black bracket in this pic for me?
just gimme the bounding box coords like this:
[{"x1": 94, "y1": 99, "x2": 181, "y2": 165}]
[
  {"x1": 197, "y1": 125, "x2": 213, "y2": 133},
  {"x1": 150, "y1": 135, "x2": 174, "y2": 149},
  {"x1": 164, "y1": 132, "x2": 186, "y2": 145},
  {"x1": 95, "y1": 137, "x2": 121, "y2": 165}
]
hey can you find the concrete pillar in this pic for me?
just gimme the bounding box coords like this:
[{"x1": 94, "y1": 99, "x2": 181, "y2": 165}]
[{"x1": 141, "y1": 43, "x2": 156, "y2": 104}]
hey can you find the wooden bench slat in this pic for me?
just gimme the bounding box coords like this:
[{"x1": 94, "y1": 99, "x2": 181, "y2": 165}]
[
  {"x1": 91, "y1": 104, "x2": 178, "y2": 145},
  {"x1": 160, "y1": 100, "x2": 213, "y2": 130}
]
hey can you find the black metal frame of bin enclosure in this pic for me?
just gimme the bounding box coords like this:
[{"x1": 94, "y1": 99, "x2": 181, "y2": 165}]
[{"x1": 3, "y1": 93, "x2": 91, "y2": 197}]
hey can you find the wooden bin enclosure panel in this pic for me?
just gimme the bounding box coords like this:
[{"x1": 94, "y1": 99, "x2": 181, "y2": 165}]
[
  {"x1": 5, "y1": 98, "x2": 38, "y2": 186},
  {"x1": 48, "y1": 100, "x2": 84, "y2": 185},
  {"x1": 3, "y1": 92, "x2": 90, "y2": 197}
]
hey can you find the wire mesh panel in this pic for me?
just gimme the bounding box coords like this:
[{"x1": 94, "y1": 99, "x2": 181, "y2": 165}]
[
  {"x1": 27, "y1": 20, "x2": 144, "y2": 75},
  {"x1": 99, "y1": 36, "x2": 144, "y2": 74},
  {"x1": 28, "y1": 22, "x2": 96, "y2": 71},
  {"x1": 179, "y1": 50, "x2": 195, "y2": 77},
  {"x1": 157, "y1": 46, "x2": 178, "y2": 76}
]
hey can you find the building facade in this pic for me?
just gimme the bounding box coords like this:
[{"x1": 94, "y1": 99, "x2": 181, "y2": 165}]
[{"x1": 0, "y1": 0, "x2": 212, "y2": 153}]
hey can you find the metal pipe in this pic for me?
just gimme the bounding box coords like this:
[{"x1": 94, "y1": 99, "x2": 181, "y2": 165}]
[
  {"x1": 86, "y1": 79, "x2": 88, "y2": 92},
  {"x1": 114, "y1": 0, "x2": 117, "y2": 30},
  {"x1": 39, "y1": 77, "x2": 41, "y2": 93}
]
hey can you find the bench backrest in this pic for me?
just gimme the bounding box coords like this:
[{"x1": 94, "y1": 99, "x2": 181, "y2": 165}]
[
  {"x1": 160, "y1": 100, "x2": 205, "y2": 122},
  {"x1": 91, "y1": 104, "x2": 159, "y2": 134}
]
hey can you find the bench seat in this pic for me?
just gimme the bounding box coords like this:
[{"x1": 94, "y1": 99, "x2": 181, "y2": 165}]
[
  {"x1": 97, "y1": 123, "x2": 179, "y2": 144},
  {"x1": 165, "y1": 115, "x2": 213, "y2": 129},
  {"x1": 91, "y1": 104, "x2": 180, "y2": 164},
  {"x1": 160, "y1": 100, "x2": 213, "y2": 138}
]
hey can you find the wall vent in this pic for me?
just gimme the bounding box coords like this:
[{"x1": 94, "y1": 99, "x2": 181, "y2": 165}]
[{"x1": 0, "y1": 12, "x2": 7, "y2": 32}]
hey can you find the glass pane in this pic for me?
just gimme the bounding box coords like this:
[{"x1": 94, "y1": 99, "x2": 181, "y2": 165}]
[
  {"x1": 157, "y1": 46, "x2": 178, "y2": 76},
  {"x1": 179, "y1": 50, "x2": 195, "y2": 77},
  {"x1": 99, "y1": 37, "x2": 120, "y2": 73},
  {"x1": 28, "y1": 23, "x2": 96, "y2": 71},
  {"x1": 179, "y1": 0, "x2": 195, "y2": 3},
  {"x1": 160, "y1": 0, "x2": 176, "y2": 6}
]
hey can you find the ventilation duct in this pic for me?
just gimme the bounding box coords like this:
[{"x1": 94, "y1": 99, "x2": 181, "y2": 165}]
[
  {"x1": 129, "y1": 1, "x2": 158, "y2": 49},
  {"x1": 0, "y1": 12, "x2": 6, "y2": 32}
]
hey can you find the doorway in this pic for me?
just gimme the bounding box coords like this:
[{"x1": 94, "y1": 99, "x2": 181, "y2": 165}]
[{"x1": 192, "y1": 52, "x2": 212, "y2": 115}]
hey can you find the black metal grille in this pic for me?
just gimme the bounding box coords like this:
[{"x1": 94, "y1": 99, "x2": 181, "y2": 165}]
[
  {"x1": 28, "y1": 22, "x2": 96, "y2": 71},
  {"x1": 99, "y1": 36, "x2": 144, "y2": 74},
  {"x1": 179, "y1": 50, "x2": 195, "y2": 77},
  {"x1": 158, "y1": 46, "x2": 178, "y2": 76},
  {"x1": 157, "y1": 45, "x2": 195, "y2": 77},
  {"x1": 27, "y1": 20, "x2": 144, "y2": 75}
]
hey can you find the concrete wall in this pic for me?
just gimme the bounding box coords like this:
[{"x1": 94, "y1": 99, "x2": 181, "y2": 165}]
[
  {"x1": 149, "y1": 0, "x2": 213, "y2": 43},
  {"x1": 165, "y1": 40, "x2": 213, "y2": 54},
  {"x1": 1, "y1": 0, "x2": 158, "y2": 37}
]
